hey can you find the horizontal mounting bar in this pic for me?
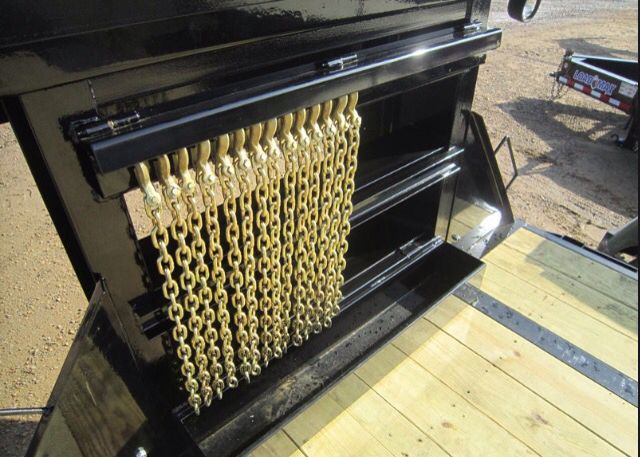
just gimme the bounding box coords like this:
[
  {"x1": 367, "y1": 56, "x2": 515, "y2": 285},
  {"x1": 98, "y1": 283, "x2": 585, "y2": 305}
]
[{"x1": 79, "y1": 28, "x2": 501, "y2": 176}]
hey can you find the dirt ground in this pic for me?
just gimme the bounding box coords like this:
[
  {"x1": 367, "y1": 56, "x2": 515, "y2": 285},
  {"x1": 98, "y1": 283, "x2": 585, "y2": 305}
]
[{"x1": 0, "y1": 4, "x2": 638, "y2": 456}]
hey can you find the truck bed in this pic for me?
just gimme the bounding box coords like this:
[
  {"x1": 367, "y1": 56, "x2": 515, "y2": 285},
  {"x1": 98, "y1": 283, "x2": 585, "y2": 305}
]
[{"x1": 252, "y1": 227, "x2": 638, "y2": 457}]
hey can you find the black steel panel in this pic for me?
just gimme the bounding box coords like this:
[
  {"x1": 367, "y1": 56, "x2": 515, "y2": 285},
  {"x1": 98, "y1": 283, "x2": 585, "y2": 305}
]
[{"x1": 0, "y1": 1, "x2": 468, "y2": 96}]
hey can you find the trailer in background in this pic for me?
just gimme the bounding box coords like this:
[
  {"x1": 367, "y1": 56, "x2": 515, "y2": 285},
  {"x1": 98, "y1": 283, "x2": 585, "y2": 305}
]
[{"x1": 552, "y1": 50, "x2": 638, "y2": 150}]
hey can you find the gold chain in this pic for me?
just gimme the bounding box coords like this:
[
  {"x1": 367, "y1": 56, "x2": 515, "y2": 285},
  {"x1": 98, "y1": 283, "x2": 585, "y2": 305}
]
[
  {"x1": 292, "y1": 109, "x2": 313, "y2": 344},
  {"x1": 174, "y1": 147, "x2": 214, "y2": 406},
  {"x1": 330, "y1": 96, "x2": 350, "y2": 317},
  {"x1": 141, "y1": 158, "x2": 204, "y2": 415},
  {"x1": 306, "y1": 105, "x2": 325, "y2": 334},
  {"x1": 338, "y1": 94, "x2": 361, "y2": 298},
  {"x1": 263, "y1": 119, "x2": 286, "y2": 358},
  {"x1": 319, "y1": 101, "x2": 340, "y2": 326},
  {"x1": 231, "y1": 129, "x2": 263, "y2": 377},
  {"x1": 247, "y1": 124, "x2": 275, "y2": 365},
  {"x1": 134, "y1": 93, "x2": 360, "y2": 411},
  {"x1": 194, "y1": 140, "x2": 227, "y2": 399},
  {"x1": 215, "y1": 135, "x2": 251, "y2": 383},
  {"x1": 279, "y1": 113, "x2": 297, "y2": 349}
]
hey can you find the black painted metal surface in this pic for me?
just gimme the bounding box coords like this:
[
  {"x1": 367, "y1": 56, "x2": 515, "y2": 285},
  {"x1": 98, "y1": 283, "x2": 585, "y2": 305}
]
[
  {"x1": 0, "y1": 1, "x2": 469, "y2": 96},
  {"x1": 0, "y1": 0, "x2": 520, "y2": 454}
]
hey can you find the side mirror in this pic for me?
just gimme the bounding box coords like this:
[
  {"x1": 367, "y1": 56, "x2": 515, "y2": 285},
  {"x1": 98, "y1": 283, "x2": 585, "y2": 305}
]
[{"x1": 508, "y1": 0, "x2": 542, "y2": 22}]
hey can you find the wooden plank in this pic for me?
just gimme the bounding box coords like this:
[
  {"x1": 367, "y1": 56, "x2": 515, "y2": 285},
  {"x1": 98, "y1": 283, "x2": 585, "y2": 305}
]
[
  {"x1": 484, "y1": 242, "x2": 638, "y2": 340},
  {"x1": 426, "y1": 296, "x2": 638, "y2": 457},
  {"x1": 328, "y1": 375, "x2": 449, "y2": 457},
  {"x1": 251, "y1": 431, "x2": 305, "y2": 457},
  {"x1": 477, "y1": 264, "x2": 638, "y2": 379},
  {"x1": 284, "y1": 390, "x2": 394, "y2": 457},
  {"x1": 356, "y1": 344, "x2": 537, "y2": 456},
  {"x1": 392, "y1": 316, "x2": 626, "y2": 457},
  {"x1": 505, "y1": 229, "x2": 638, "y2": 309}
]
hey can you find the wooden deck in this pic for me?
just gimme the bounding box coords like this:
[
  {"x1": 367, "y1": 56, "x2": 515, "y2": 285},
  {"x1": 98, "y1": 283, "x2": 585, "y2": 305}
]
[{"x1": 252, "y1": 227, "x2": 638, "y2": 457}]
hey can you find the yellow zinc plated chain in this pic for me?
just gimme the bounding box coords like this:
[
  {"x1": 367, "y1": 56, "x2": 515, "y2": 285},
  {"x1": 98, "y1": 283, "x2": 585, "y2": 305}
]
[
  {"x1": 247, "y1": 123, "x2": 275, "y2": 365},
  {"x1": 305, "y1": 105, "x2": 325, "y2": 334},
  {"x1": 278, "y1": 113, "x2": 298, "y2": 348},
  {"x1": 262, "y1": 119, "x2": 286, "y2": 358},
  {"x1": 337, "y1": 93, "x2": 361, "y2": 298},
  {"x1": 328, "y1": 96, "x2": 350, "y2": 318},
  {"x1": 135, "y1": 162, "x2": 200, "y2": 411},
  {"x1": 292, "y1": 109, "x2": 314, "y2": 343},
  {"x1": 214, "y1": 134, "x2": 252, "y2": 384},
  {"x1": 231, "y1": 129, "x2": 262, "y2": 377},
  {"x1": 194, "y1": 140, "x2": 227, "y2": 399},
  {"x1": 173, "y1": 147, "x2": 213, "y2": 406},
  {"x1": 319, "y1": 101, "x2": 339, "y2": 327},
  {"x1": 152, "y1": 156, "x2": 203, "y2": 414}
]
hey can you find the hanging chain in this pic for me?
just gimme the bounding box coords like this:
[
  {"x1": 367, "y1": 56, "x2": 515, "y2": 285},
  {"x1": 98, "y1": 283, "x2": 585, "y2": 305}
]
[
  {"x1": 194, "y1": 141, "x2": 227, "y2": 399},
  {"x1": 263, "y1": 119, "x2": 286, "y2": 358},
  {"x1": 319, "y1": 101, "x2": 340, "y2": 326},
  {"x1": 306, "y1": 105, "x2": 325, "y2": 334},
  {"x1": 133, "y1": 93, "x2": 361, "y2": 411},
  {"x1": 215, "y1": 135, "x2": 251, "y2": 384},
  {"x1": 330, "y1": 96, "x2": 351, "y2": 317},
  {"x1": 173, "y1": 147, "x2": 214, "y2": 406},
  {"x1": 231, "y1": 129, "x2": 263, "y2": 377},
  {"x1": 247, "y1": 124, "x2": 275, "y2": 365},
  {"x1": 328, "y1": 97, "x2": 351, "y2": 317},
  {"x1": 336, "y1": 94, "x2": 361, "y2": 311},
  {"x1": 550, "y1": 55, "x2": 569, "y2": 100},
  {"x1": 279, "y1": 113, "x2": 297, "y2": 349},
  {"x1": 292, "y1": 109, "x2": 313, "y2": 344},
  {"x1": 139, "y1": 157, "x2": 203, "y2": 415}
]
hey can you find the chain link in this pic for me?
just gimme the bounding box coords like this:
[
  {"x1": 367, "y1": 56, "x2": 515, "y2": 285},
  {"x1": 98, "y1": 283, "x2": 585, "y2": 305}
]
[
  {"x1": 215, "y1": 135, "x2": 251, "y2": 384},
  {"x1": 263, "y1": 119, "x2": 286, "y2": 358},
  {"x1": 136, "y1": 160, "x2": 203, "y2": 415},
  {"x1": 194, "y1": 141, "x2": 227, "y2": 399},
  {"x1": 331, "y1": 96, "x2": 351, "y2": 317},
  {"x1": 174, "y1": 147, "x2": 214, "y2": 406},
  {"x1": 231, "y1": 129, "x2": 263, "y2": 376},
  {"x1": 279, "y1": 113, "x2": 297, "y2": 349},
  {"x1": 319, "y1": 101, "x2": 340, "y2": 327},
  {"x1": 336, "y1": 94, "x2": 361, "y2": 313},
  {"x1": 247, "y1": 124, "x2": 275, "y2": 364},
  {"x1": 306, "y1": 105, "x2": 325, "y2": 334},
  {"x1": 134, "y1": 93, "x2": 361, "y2": 412},
  {"x1": 292, "y1": 109, "x2": 313, "y2": 344}
]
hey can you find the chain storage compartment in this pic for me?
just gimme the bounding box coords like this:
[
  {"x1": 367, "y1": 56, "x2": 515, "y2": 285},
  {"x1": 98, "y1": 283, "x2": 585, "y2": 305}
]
[{"x1": 135, "y1": 94, "x2": 361, "y2": 413}]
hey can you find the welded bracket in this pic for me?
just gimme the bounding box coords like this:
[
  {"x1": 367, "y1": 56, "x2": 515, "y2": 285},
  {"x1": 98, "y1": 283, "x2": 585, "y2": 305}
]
[{"x1": 493, "y1": 135, "x2": 518, "y2": 191}]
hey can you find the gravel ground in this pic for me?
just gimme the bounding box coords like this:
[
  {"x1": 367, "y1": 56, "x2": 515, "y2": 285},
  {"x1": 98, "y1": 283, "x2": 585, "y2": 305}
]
[{"x1": 0, "y1": 3, "x2": 638, "y2": 456}]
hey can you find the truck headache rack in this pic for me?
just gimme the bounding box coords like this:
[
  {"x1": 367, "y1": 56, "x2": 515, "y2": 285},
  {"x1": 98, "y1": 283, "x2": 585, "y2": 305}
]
[{"x1": 0, "y1": 1, "x2": 517, "y2": 456}]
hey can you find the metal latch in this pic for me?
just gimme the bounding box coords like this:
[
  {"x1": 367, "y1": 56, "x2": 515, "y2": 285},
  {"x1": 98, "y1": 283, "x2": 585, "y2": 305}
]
[
  {"x1": 463, "y1": 20, "x2": 482, "y2": 34},
  {"x1": 322, "y1": 53, "x2": 358, "y2": 73},
  {"x1": 69, "y1": 112, "x2": 141, "y2": 144}
]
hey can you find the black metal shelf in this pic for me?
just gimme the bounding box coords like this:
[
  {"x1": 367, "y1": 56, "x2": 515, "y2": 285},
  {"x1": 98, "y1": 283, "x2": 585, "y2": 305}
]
[{"x1": 352, "y1": 145, "x2": 462, "y2": 228}]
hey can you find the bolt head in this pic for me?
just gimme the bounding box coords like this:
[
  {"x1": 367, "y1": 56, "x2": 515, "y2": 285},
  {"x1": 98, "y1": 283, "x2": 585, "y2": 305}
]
[{"x1": 135, "y1": 447, "x2": 147, "y2": 457}]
